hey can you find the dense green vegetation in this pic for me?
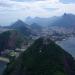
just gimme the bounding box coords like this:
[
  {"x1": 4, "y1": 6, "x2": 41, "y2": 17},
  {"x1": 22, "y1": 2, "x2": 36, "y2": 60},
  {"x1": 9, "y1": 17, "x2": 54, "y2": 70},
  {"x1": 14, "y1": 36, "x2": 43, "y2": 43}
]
[
  {"x1": 4, "y1": 38, "x2": 75, "y2": 75},
  {"x1": 0, "y1": 31, "x2": 11, "y2": 52},
  {"x1": 0, "y1": 30, "x2": 28, "y2": 52}
]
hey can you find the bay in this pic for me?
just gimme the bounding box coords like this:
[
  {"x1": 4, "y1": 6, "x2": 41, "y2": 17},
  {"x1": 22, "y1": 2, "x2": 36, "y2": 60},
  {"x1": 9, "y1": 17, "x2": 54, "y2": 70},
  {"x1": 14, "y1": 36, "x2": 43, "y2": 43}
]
[{"x1": 56, "y1": 37, "x2": 75, "y2": 58}]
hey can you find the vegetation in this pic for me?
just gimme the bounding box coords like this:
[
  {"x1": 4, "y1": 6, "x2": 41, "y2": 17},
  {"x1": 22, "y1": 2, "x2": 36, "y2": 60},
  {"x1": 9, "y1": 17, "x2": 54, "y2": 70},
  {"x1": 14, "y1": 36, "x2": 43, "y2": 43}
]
[
  {"x1": 4, "y1": 37, "x2": 75, "y2": 75},
  {"x1": 0, "y1": 31, "x2": 11, "y2": 52},
  {"x1": 0, "y1": 30, "x2": 28, "y2": 53}
]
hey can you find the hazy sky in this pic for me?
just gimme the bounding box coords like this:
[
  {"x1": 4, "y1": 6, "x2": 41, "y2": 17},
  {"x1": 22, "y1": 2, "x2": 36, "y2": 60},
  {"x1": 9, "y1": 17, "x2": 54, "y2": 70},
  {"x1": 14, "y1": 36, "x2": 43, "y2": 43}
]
[{"x1": 0, "y1": 0, "x2": 75, "y2": 25}]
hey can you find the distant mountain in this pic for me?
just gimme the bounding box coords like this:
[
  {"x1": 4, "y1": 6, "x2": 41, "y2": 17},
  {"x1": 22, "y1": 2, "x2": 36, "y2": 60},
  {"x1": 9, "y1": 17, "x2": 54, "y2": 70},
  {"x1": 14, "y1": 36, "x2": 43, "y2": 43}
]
[
  {"x1": 10, "y1": 20, "x2": 28, "y2": 28},
  {"x1": 25, "y1": 16, "x2": 58, "y2": 26},
  {"x1": 31, "y1": 23, "x2": 42, "y2": 30},
  {"x1": 26, "y1": 13, "x2": 75, "y2": 28},
  {"x1": 4, "y1": 37, "x2": 75, "y2": 75},
  {"x1": 10, "y1": 20, "x2": 36, "y2": 37},
  {"x1": 50, "y1": 13, "x2": 75, "y2": 27},
  {"x1": 30, "y1": 23, "x2": 43, "y2": 35},
  {"x1": 47, "y1": 13, "x2": 75, "y2": 34}
]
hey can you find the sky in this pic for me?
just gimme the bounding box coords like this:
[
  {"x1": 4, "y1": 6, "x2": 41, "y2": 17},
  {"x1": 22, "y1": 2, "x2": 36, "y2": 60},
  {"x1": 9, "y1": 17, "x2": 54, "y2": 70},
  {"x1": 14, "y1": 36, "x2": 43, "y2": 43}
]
[{"x1": 0, "y1": 0, "x2": 75, "y2": 25}]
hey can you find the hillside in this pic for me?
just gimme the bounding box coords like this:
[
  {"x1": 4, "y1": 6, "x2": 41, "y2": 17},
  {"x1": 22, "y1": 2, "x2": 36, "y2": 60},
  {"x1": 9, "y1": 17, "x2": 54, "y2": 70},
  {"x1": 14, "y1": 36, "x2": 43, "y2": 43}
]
[
  {"x1": 4, "y1": 37, "x2": 75, "y2": 75},
  {"x1": 0, "y1": 30, "x2": 28, "y2": 53}
]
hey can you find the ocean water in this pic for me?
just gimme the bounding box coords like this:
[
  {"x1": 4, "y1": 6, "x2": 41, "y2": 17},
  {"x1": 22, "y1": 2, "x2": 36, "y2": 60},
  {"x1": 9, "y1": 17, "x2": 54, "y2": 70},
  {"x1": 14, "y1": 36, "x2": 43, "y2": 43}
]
[{"x1": 56, "y1": 37, "x2": 75, "y2": 58}]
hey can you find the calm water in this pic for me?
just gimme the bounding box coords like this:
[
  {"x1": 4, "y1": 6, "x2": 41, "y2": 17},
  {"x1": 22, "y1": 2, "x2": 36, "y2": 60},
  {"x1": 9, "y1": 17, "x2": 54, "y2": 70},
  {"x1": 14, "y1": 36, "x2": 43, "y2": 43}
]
[
  {"x1": 0, "y1": 61, "x2": 7, "y2": 75},
  {"x1": 56, "y1": 37, "x2": 75, "y2": 58}
]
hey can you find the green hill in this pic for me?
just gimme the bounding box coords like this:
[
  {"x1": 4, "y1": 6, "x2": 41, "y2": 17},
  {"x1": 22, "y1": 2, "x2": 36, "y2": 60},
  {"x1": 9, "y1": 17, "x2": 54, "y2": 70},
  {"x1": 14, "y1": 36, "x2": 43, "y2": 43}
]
[
  {"x1": 0, "y1": 30, "x2": 29, "y2": 53},
  {"x1": 4, "y1": 37, "x2": 75, "y2": 75}
]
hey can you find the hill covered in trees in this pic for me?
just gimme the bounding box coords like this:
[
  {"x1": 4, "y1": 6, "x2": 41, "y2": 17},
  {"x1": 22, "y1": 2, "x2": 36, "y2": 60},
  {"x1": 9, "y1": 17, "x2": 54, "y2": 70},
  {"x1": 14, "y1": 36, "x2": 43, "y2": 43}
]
[
  {"x1": 4, "y1": 37, "x2": 75, "y2": 75},
  {"x1": 0, "y1": 30, "x2": 29, "y2": 53}
]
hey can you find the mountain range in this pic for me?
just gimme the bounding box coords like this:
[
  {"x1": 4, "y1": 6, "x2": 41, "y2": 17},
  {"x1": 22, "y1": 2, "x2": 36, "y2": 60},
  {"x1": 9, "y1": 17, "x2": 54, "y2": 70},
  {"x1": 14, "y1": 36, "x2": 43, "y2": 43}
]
[
  {"x1": 0, "y1": 13, "x2": 75, "y2": 75},
  {"x1": 25, "y1": 16, "x2": 58, "y2": 26},
  {"x1": 49, "y1": 13, "x2": 75, "y2": 27},
  {"x1": 0, "y1": 13, "x2": 75, "y2": 36},
  {"x1": 25, "y1": 13, "x2": 75, "y2": 28}
]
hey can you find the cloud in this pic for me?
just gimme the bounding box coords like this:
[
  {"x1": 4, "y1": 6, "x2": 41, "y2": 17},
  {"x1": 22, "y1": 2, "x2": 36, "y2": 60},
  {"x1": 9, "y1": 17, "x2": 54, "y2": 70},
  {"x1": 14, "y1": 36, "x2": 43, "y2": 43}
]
[
  {"x1": 0, "y1": 3, "x2": 11, "y2": 7},
  {"x1": 12, "y1": 0, "x2": 58, "y2": 2},
  {"x1": 12, "y1": 0, "x2": 46, "y2": 1},
  {"x1": 0, "y1": 0, "x2": 75, "y2": 25},
  {"x1": 60, "y1": 0, "x2": 75, "y2": 4},
  {"x1": 0, "y1": 0, "x2": 75, "y2": 16}
]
